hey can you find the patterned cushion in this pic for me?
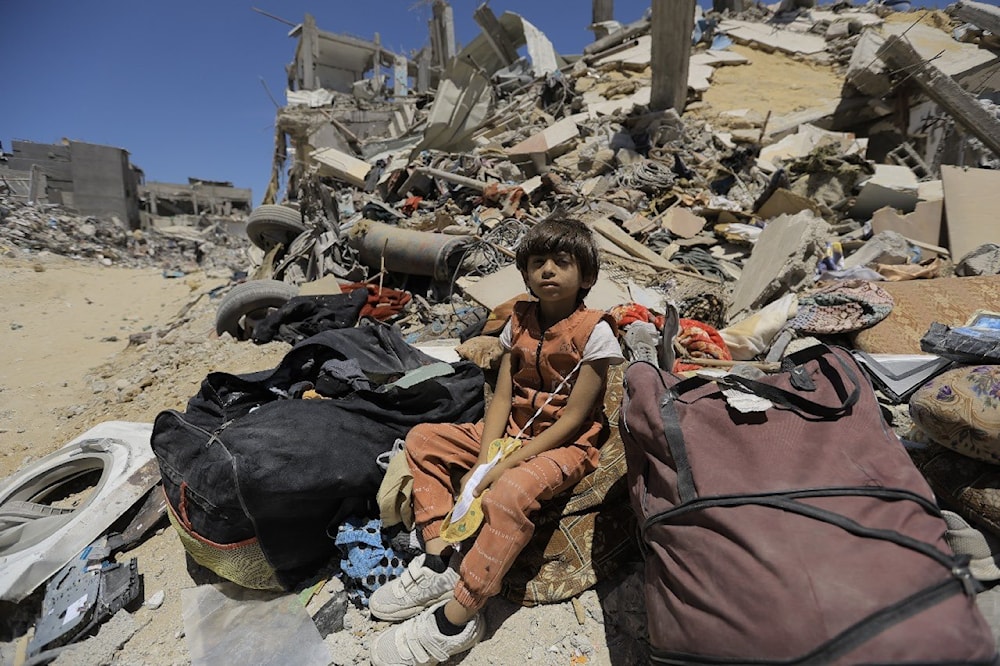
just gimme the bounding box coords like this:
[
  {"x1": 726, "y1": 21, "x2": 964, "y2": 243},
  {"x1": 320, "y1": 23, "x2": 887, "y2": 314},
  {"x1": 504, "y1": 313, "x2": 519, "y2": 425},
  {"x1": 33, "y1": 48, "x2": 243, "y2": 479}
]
[
  {"x1": 852, "y1": 276, "x2": 1000, "y2": 354},
  {"x1": 501, "y1": 363, "x2": 639, "y2": 606},
  {"x1": 910, "y1": 365, "x2": 1000, "y2": 463},
  {"x1": 910, "y1": 442, "x2": 1000, "y2": 539}
]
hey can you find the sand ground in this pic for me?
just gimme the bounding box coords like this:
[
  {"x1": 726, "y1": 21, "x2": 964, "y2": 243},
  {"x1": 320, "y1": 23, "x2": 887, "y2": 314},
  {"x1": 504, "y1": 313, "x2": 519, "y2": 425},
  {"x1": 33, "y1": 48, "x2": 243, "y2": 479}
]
[{"x1": 0, "y1": 253, "x2": 647, "y2": 665}]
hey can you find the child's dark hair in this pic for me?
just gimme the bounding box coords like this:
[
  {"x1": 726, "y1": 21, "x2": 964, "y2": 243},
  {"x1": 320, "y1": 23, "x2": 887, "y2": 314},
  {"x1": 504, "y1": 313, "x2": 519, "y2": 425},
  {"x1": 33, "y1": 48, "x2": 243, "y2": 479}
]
[{"x1": 515, "y1": 217, "x2": 600, "y2": 299}]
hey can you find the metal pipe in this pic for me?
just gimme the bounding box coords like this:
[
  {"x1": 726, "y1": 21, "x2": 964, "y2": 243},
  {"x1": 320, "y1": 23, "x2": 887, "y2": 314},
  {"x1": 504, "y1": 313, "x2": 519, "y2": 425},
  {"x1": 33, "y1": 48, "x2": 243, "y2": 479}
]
[
  {"x1": 347, "y1": 220, "x2": 473, "y2": 281},
  {"x1": 413, "y1": 167, "x2": 488, "y2": 192}
]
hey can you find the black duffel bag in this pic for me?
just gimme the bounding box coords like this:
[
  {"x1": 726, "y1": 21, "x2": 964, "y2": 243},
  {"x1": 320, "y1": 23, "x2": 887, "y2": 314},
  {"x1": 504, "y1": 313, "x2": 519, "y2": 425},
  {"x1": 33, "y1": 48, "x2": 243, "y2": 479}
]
[{"x1": 151, "y1": 323, "x2": 484, "y2": 591}]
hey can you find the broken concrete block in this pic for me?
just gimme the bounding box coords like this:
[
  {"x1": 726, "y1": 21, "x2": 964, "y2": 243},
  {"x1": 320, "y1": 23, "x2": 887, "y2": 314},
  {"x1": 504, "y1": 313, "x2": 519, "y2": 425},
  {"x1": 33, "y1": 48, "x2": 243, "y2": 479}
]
[
  {"x1": 918, "y1": 179, "x2": 943, "y2": 202},
  {"x1": 824, "y1": 20, "x2": 859, "y2": 41},
  {"x1": 730, "y1": 129, "x2": 763, "y2": 144},
  {"x1": 850, "y1": 164, "x2": 920, "y2": 220},
  {"x1": 583, "y1": 86, "x2": 652, "y2": 117},
  {"x1": 756, "y1": 188, "x2": 822, "y2": 221},
  {"x1": 941, "y1": 166, "x2": 1000, "y2": 264},
  {"x1": 311, "y1": 147, "x2": 372, "y2": 189},
  {"x1": 758, "y1": 124, "x2": 865, "y2": 172},
  {"x1": 871, "y1": 200, "x2": 943, "y2": 248},
  {"x1": 843, "y1": 230, "x2": 913, "y2": 270},
  {"x1": 506, "y1": 116, "x2": 581, "y2": 159},
  {"x1": 881, "y1": 21, "x2": 1000, "y2": 82},
  {"x1": 846, "y1": 31, "x2": 890, "y2": 97},
  {"x1": 956, "y1": 244, "x2": 1000, "y2": 277},
  {"x1": 718, "y1": 108, "x2": 766, "y2": 130},
  {"x1": 662, "y1": 207, "x2": 706, "y2": 239},
  {"x1": 727, "y1": 211, "x2": 830, "y2": 321},
  {"x1": 287, "y1": 88, "x2": 336, "y2": 108}
]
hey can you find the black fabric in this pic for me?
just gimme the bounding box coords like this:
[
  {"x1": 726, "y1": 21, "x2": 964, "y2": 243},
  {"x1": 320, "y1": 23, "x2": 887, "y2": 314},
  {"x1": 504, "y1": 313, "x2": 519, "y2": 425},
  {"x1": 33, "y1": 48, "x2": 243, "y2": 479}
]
[
  {"x1": 152, "y1": 322, "x2": 485, "y2": 589},
  {"x1": 252, "y1": 288, "x2": 368, "y2": 345}
]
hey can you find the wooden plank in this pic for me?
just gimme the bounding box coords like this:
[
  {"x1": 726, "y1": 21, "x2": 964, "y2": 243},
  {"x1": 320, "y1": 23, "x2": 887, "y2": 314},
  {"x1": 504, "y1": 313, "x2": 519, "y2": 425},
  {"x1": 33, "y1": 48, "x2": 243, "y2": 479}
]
[{"x1": 590, "y1": 217, "x2": 672, "y2": 268}]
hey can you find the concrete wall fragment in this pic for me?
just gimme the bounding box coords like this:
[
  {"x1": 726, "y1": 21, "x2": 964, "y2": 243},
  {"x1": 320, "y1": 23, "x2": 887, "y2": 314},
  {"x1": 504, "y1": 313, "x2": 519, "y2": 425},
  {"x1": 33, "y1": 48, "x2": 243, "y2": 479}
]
[{"x1": 728, "y1": 211, "x2": 830, "y2": 321}]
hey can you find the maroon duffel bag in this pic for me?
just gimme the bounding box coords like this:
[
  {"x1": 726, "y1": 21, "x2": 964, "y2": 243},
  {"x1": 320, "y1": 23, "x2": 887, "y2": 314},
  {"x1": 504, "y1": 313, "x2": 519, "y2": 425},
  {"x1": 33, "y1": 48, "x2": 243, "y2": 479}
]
[{"x1": 620, "y1": 344, "x2": 998, "y2": 665}]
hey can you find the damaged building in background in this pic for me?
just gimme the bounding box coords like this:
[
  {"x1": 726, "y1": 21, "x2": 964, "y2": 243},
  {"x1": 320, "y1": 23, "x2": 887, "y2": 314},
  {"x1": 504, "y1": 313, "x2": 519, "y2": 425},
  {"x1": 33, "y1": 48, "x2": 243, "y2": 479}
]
[
  {"x1": 0, "y1": 139, "x2": 143, "y2": 228},
  {"x1": 0, "y1": 139, "x2": 255, "y2": 234},
  {"x1": 138, "y1": 178, "x2": 253, "y2": 229}
]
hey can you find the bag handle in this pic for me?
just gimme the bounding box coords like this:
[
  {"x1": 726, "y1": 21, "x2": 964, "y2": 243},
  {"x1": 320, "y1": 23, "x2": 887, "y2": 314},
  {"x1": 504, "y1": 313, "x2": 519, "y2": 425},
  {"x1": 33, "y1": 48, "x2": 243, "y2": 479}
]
[{"x1": 676, "y1": 345, "x2": 861, "y2": 420}]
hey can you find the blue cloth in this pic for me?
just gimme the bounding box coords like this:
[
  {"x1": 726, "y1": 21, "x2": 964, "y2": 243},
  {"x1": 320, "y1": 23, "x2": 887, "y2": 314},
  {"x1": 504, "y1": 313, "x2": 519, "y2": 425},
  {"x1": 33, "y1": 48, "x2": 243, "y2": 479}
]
[{"x1": 335, "y1": 517, "x2": 407, "y2": 607}]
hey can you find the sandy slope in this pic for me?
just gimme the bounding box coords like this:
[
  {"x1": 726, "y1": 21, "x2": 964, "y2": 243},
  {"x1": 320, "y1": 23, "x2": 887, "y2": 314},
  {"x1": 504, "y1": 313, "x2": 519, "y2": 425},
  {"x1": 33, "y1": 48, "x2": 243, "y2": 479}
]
[{"x1": 0, "y1": 253, "x2": 648, "y2": 665}]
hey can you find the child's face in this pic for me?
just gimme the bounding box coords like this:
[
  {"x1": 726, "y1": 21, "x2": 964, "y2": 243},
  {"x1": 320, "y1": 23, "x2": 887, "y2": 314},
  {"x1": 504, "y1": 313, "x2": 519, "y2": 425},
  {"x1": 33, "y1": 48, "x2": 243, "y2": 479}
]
[{"x1": 521, "y1": 252, "x2": 594, "y2": 305}]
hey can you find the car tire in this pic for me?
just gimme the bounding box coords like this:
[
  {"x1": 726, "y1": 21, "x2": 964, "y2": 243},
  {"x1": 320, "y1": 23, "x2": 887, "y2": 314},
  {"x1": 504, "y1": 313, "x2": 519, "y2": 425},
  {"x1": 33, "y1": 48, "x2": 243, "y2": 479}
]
[
  {"x1": 246, "y1": 205, "x2": 307, "y2": 252},
  {"x1": 215, "y1": 279, "x2": 299, "y2": 339}
]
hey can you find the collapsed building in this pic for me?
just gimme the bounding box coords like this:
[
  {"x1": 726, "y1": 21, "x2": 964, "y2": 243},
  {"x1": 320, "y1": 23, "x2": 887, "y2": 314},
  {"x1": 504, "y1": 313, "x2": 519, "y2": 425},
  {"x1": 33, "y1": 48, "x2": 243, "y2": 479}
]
[
  {"x1": 247, "y1": 0, "x2": 1000, "y2": 320},
  {"x1": 139, "y1": 178, "x2": 253, "y2": 228}
]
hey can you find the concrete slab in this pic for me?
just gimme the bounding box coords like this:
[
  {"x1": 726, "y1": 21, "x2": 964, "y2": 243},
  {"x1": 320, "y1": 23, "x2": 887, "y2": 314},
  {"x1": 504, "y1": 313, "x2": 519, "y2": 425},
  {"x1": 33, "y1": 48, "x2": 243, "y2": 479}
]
[
  {"x1": 941, "y1": 166, "x2": 1000, "y2": 262},
  {"x1": 728, "y1": 211, "x2": 831, "y2": 320},
  {"x1": 691, "y1": 49, "x2": 751, "y2": 67},
  {"x1": 507, "y1": 116, "x2": 580, "y2": 157},
  {"x1": 688, "y1": 49, "x2": 752, "y2": 92},
  {"x1": 843, "y1": 230, "x2": 913, "y2": 269},
  {"x1": 756, "y1": 188, "x2": 821, "y2": 221},
  {"x1": 872, "y1": 200, "x2": 944, "y2": 248},
  {"x1": 758, "y1": 124, "x2": 866, "y2": 170},
  {"x1": 918, "y1": 180, "x2": 944, "y2": 202},
  {"x1": 311, "y1": 147, "x2": 372, "y2": 189},
  {"x1": 591, "y1": 34, "x2": 652, "y2": 67},
  {"x1": 689, "y1": 63, "x2": 714, "y2": 93},
  {"x1": 811, "y1": 9, "x2": 883, "y2": 27},
  {"x1": 847, "y1": 31, "x2": 891, "y2": 97},
  {"x1": 882, "y1": 21, "x2": 999, "y2": 82},
  {"x1": 851, "y1": 164, "x2": 920, "y2": 220},
  {"x1": 717, "y1": 19, "x2": 828, "y2": 56},
  {"x1": 584, "y1": 86, "x2": 652, "y2": 117},
  {"x1": 662, "y1": 207, "x2": 707, "y2": 238}
]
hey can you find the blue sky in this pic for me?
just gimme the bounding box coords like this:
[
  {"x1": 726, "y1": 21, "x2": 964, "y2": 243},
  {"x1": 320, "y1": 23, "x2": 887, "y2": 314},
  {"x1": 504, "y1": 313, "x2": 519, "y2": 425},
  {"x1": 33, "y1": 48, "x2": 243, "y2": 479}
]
[{"x1": 1, "y1": 1, "x2": 951, "y2": 208}]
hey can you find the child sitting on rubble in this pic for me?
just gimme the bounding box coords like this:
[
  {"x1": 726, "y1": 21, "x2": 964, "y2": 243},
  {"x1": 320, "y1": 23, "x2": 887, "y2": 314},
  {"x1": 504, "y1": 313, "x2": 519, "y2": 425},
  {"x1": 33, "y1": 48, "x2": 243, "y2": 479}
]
[{"x1": 368, "y1": 217, "x2": 624, "y2": 665}]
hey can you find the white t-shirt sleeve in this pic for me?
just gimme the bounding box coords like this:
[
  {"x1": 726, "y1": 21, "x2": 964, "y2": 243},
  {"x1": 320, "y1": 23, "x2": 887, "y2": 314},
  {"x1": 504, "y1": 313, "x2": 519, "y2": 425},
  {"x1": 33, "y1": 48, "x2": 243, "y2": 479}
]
[
  {"x1": 499, "y1": 319, "x2": 514, "y2": 350},
  {"x1": 582, "y1": 320, "x2": 625, "y2": 365},
  {"x1": 499, "y1": 319, "x2": 623, "y2": 365}
]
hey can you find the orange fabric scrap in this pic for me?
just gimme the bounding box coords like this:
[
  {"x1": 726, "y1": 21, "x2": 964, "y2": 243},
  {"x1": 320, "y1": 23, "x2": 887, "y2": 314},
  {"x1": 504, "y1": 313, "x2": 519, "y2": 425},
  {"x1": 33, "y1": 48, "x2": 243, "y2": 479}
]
[
  {"x1": 672, "y1": 318, "x2": 731, "y2": 373},
  {"x1": 339, "y1": 283, "x2": 412, "y2": 321},
  {"x1": 609, "y1": 303, "x2": 665, "y2": 331}
]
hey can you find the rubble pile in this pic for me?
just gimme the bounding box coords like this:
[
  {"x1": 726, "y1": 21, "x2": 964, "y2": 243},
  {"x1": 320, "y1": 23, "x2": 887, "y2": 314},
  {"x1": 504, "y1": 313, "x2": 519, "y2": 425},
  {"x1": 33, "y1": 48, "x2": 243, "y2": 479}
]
[
  {"x1": 0, "y1": 194, "x2": 252, "y2": 275},
  {"x1": 242, "y1": 2, "x2": 1000, "y2": 349},
  {"x1": 3, "y1": 1, "x2": 1000, "y2": 664}
]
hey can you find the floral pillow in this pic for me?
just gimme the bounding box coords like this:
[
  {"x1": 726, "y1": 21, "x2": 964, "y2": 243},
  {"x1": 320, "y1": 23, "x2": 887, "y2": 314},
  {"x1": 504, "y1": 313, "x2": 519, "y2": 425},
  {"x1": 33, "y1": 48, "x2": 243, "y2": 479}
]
[{"x1": 910, "y1": 365, "x2": 1000, "y2": 463}]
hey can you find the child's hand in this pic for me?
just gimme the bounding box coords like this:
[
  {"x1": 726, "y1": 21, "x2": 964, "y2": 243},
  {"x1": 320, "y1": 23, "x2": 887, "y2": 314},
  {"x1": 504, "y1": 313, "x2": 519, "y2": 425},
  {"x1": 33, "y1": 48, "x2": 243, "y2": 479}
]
[
  {"x1": 458, "y1": 463, "x2": 505, "y2": 498},
  {"x1": 458, "y1": 466, "x2": 482, "y2": 497},
  {"x1": 473, "y1": 462, "x2": 511, "y2": 496}
]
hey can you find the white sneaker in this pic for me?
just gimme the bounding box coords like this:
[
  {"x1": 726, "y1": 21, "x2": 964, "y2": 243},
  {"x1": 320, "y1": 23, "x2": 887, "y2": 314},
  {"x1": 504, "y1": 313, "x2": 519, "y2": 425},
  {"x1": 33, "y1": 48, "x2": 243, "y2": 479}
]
[
  {"x1": 370, "y1": 599, "x2": 484, "y2": 666},
  {"x1": 369, "y1": 553, "x2": 460, "y2": 622}
]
